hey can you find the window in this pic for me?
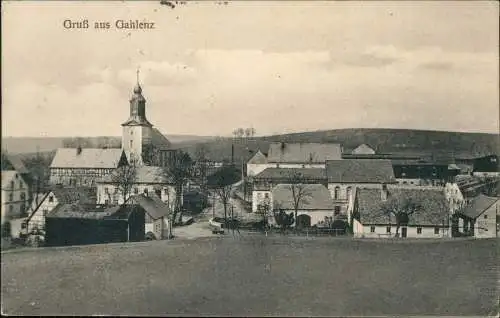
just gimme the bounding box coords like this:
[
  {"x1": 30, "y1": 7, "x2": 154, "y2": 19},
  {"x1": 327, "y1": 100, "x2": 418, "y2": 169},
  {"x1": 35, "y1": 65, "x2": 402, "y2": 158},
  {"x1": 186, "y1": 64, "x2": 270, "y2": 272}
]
[
  {"x1": 257, "y1": 193, "x2": 263, "y2": 200},
  {"x1": 104, "y1": 199, "x2": 109, "y2": 204},
  {"x1": 334, "y1": 186, "x2": 340, "y2": 200},
  {"x1": 104, "y1": 187, "x2": 109, "y2": 194},
  {"x1": 264, "y1": 193, "x2": 269, "y2": 199},
  {"x1": 130, "y1": 140, "x2": 133, "y2": 148},
  {"x1": 42, "y1": 209, "x2": 48, "y2": 217},
  {"x1": 164, "y1": 188, "x2": 169, "y2": 195},
  {"x1": 484, "y1": 214, "x2": 488, "y2": 219},
  {"x1": 10, "y1": 181, "x2": 14, "y2": 189},
  {"x1": 20, "y1": 192, "x2": 26, "y2": 201},
  {"x1": 134, "y1": 188, "x2": 139, "y2": 194},
  {"x1": 386, "y1": 226, "x2": 391, "y2": 233},
  {"x1": 114, "y1": 187, "x2": 118, "y2": 194},
  {"x1": 346, "y1": 187, "x2": 352, "y2": 200},
  {"x1": 19, "y1": 181, "x2": 23, "y2": 189},
  {"x1": 434, "y1": 227, "x2": 440, "y2": 234},
  {"x1": 370, "y1": 226, "x2": 375, "y2": 233},
  {"x1": 417, "y1": 227, "x2": 422, "y2": 234},
  {"x1": 144, "y1": 188, "x2": 149, "y2": 195},
  {"x1": 334, "y1": 206, "x2": 341, "y2": 216},
  {"x1": 48, "y1": 195, "x2": 54, "y2": 203},
  {"x1": 9, "y1": 193, "x2": 13, "y2": 201}
]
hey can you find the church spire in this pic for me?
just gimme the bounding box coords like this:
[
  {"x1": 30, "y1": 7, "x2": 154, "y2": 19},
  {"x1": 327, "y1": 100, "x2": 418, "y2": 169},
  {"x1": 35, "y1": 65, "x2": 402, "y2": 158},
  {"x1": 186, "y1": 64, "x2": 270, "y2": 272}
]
[
  {"x1": 133, "y1": 67, "x2": 142, "y2": 94},
  {"x1": 122, "y1": 69, "x2": 152, "y2": 127}
]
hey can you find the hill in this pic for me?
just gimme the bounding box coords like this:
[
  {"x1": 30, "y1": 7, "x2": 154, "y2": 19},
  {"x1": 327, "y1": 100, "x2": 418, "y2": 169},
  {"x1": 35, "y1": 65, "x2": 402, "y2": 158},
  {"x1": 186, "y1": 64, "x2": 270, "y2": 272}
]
[{"x1": 176, "y1": 128, "x2": 499, "y2": 163}]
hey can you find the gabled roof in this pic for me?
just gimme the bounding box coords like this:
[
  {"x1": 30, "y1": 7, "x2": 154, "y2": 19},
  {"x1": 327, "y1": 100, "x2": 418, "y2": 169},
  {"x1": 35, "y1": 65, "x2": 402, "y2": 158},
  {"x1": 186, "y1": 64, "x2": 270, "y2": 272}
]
[
  {"x1": 151, "y1": 128, "x2": 172, "y2": 150},
  {"x1": 49, "y1": 186, "x2": 97, "y2": 204},
  {"x1": 247, "y1": 150, "x2": 267, "y2": 164},
  {"x1": 50, "y1": 148, "x2": 125, "y2": 169},
  {"x1": 98, "y1": 165, "x2": 174, "y2": 184},
  {"x1": 47, "y1": 203, "x2": 127, "y2": 219},
  {"x1": 125, "y1": 194, "x2": 171, "y2": 220},
  {"x1": 4, "y1": 155, "x2": 29, "y2": 174},
  {"x1": 326, "y1": 159, "x2": 395, "y2": 183},
  {"x1": 272, "y1": 184, "x2": 333, "y2": 210},
  {"x1": 355, "y1": 186, "x2": 450, "y2": 226},
  {"x1": 267, "y1": 142, "x2": 342, "y2": 164},
  {"x1": 352, "y1": 144, "x2": 376, "y2": 155},
  {"x1": 254, "y1": 168, "x2": 326, "y2": 181},
  {"x1": 459, "y1": 194, "x2": 499, "y2": 219}
]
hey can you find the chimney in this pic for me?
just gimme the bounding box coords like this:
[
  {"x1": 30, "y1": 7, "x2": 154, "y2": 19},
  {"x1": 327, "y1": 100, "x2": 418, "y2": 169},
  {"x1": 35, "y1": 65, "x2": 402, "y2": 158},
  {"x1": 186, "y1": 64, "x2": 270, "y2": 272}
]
[
  {"x1": 231, "y1": 143, "x2": 235, "y2": 164},
  {"x1": 77, "y1": 146, "x2": 82, "y2": 155},
  {"x1": 381, "y1": 184, "x2": 388, "y2": 201}
]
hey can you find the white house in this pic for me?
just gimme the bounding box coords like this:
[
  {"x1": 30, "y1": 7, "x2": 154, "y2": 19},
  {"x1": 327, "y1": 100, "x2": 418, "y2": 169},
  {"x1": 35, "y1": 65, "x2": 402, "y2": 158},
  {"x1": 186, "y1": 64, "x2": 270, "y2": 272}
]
[
  {"x1": 326, "y1": 159, "x2": 396, "y2": 220},
  {"x1": 246, "y1": 142, "x2": 342, "y2": 178},
  {"x1": 1, "y1": 170, "x2": 30, "y2": 224},
  {"x1": 352, "y1": 186, "x2": 452, "y2": 238},
  {"x1": 125, "y1": 194, "x2": 171, "y2": 240},
  {"x1": 270, "y1": 184, "x2": 335, "y2": 228},
  {"x1": 455, "y1": 194, "x2": 499, "y2": 238},
  {"x1": 23, "y1": 186, "x2": 96, "y2": 235},
  {"x1": 96, "y1": 165, "x2": 178, "y2": 213},
  {"x1": 251, "y1": 167, "x2": 327, "y2": 212}
]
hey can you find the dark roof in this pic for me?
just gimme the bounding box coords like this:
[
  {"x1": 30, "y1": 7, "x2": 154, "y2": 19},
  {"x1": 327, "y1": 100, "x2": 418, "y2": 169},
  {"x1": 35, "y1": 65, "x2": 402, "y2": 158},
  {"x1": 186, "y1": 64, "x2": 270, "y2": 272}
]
[
  {"x1": 99, "y1": 165, "x2": 174, "y2": 184},
  {"x1": 272, "y1": 184, "x2": 333, "y2": 210},
  {"x1": 459, "y1": 194, "x2": 499, "y2": 219},
  {"x1": 5, "y1": 155, "x2": 29, "y2": 174},
  {"x1": 254, "y1": 168, "x2": 326, "y2": 181},
  {"x1": 267, "y1": 142, "x2": 342, "y2": 163},
  {"x1": 126, "y1": 194, "x2": 170, "y2": 219},
  {"x1": 49, "y1": 186, "x2": 97, "y2": 204},
  {"x1": 47, "y1": 203, "x2": 126, "y2": 219},
  {"x1": 50, "y1": 148, "x2": 125, "y2": 169},
  {"x1": 151, "y1": 128, "x2": 172, "y2": 150},
  {"x1": 391, "y1": 159, "x2": 450, "y2": 166},
  {"x1": 355, "y1": 186, "x2": 450, "y2": 226},
  {"x1": 247, "y1": 150, "x2": 268, "y2": 164},
  {"x1": 326, "y1": 159, "x2": 395, "y2": 183}
]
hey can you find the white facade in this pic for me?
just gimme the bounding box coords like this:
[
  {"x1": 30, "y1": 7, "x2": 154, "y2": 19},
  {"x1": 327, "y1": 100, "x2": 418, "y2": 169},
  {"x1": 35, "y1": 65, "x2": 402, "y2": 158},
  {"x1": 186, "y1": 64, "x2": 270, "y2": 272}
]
[
  {"x1": 25, "y1": 192, "x2": 60, "y2": 233},
  {"x1": 473, "y1": 201, "x2": 498, "y2": 238},
  {"x1": 252, "y1": 190, "x2": 272, "y2": 212},
  {"x1": 1, "y1": 171, "x2": 30, "y2": 224},
  {"x1": 96, "y1": 183, "x2": 177, "y2": 212},
  {"x1": 268, "y1": 209, "x2": 335, "y2": 227},
  {"x1": 327, "y1": 183, "x2": 382, "y2": 219},
  {"x1": 122, "y1": 125, "x2": 152, "y2": 165},
  {"x1": 145, "y1": 217, "x2": 168, "y2": 240},
  {"x1": 354, "y1": 225, "x2": 451, "y2": 238}
]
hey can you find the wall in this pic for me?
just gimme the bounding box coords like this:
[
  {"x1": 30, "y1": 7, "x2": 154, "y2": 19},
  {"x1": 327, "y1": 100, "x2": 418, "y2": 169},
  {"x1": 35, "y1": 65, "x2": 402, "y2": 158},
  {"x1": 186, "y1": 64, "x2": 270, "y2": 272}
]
[
  {"x1": 49, "y1": 168, "x2": 114, "y2": 187},
  {"x1": 27, "y1": 192, "x2": 59, "y2": 233},
  {"x1": 474, "y1": 202, "x2": 498, "y2": 238},
  {"x1": 327, "y1": 183, "x2": 382, "y2": 219},
  {"x1": 359, "y1": 225, "x2": 451, "y2": 238},
  {"x1": 247, "y1": 163, "x2": 326, "y2": 177},
  {"x1": 1, "y1": 173, "x2": 30, "y2": 224},
  {"x1": 252, "y1": 190, "x2": 272, "y2": 212},
  {"x1": 122, "y1": 125, "x2": 153, "y2": 164},
  {"x1": 268, "y1": 209, "x2": 334, "y2": 227}
]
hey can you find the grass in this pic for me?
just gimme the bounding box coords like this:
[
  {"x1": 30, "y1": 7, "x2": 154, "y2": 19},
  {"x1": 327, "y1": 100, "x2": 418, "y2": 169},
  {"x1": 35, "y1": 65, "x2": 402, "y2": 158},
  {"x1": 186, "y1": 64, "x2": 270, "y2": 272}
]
[{"x1": 1, "y1": 237, "x2": 498, "y2": 316}]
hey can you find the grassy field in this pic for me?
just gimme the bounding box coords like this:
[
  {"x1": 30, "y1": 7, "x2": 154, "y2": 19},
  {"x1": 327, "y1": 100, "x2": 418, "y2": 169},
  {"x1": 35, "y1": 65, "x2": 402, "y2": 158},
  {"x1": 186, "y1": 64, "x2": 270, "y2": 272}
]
[{"x1": 1, "y1": 237, "x2": 498, "y2": 316}]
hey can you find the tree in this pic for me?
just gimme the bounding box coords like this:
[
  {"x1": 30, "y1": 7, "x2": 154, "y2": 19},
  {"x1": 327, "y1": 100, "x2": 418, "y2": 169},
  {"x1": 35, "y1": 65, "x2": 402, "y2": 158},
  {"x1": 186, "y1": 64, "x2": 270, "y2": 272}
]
[
  {"x1": 273, "y1": 209, "x2": 294, "y2": 233},
  {"x1": 1, "y1": 151, "x2": 14, "y2": 170},
  {"x1": 380, "y1": 193, "x2": 423, "y2": 237},
  {"x1": 287, "y1": 172, "x2": 313, "y2": 230},
  {"x1": 109, "y1": 159, "x2": 138, "y2": 204},
  {"x1": 23, "y1": 151, "x2": 52, "y2": 207},
  {"x1": 194, "y1": 144, "x2": 213, "y2": 203},
  {"x1": 207, "y1": 164, "x2": 240, "y2": 225},
  {"x1": 164, "y1": 151, "x2": 193, "y2": 224},
  {"x1": 256, "y1": 197, "x2": 272, "y2": 235}
]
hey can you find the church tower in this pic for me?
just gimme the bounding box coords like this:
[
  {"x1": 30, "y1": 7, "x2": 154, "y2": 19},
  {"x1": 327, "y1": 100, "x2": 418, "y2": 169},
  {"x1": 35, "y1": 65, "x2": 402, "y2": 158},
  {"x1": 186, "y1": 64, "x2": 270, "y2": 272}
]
[{"x1": 122, "y1": 70, "x2": 153, "y2": 165}]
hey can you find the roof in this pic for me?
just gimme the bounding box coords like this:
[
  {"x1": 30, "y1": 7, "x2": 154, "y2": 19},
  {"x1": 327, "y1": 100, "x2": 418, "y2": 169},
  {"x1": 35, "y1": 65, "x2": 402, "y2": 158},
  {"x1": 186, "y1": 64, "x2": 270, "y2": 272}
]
[
  {"x1": 5, "y1": 155, "x2": 29, "y2": 174},
  {"x1": 126, "y1": 194, "x2": 170, "y2": 219},
  {"x1": 352, "y1": 144, "x2": 376, "y2": 155},
  {"x1": 391, "y1": 159, "x2": 450, "y2": 166},
  {"x1": 254, "y1": 168, "x2": 326, "y2": 181},
  {"x1": 272, "y1": 184, "x2": 334, "y2": 210},
  {"x1": 247, "y1": 150, "x2": 268, "y2": 164},
  {"x1": 355, "y1": 186, "x2": 450, "y2": 226},
  {"x1": 99, "y1": 165, "x2": 174, "y2": 184},
  {"x1": 49, "y1": 186, "x2": 97, "y2": 204},
  {"x1": 266, "y1": 142, "x2": 342, "y2": 164},
  {"x1": 50, "y1": 148, "x2": 125, "y2": 169},
  {"x1": 459, "y1": 194, "x2": 499, "y2": 219},
  {"x1": 326, "y1": 159, "x2": 395, "y2": 183},
  {"x1": 47, "y1": 203, "x2": 127, "y2": 219},
  {"x1": 151, "y1": 128, "x2": 172, "y2": 150}
]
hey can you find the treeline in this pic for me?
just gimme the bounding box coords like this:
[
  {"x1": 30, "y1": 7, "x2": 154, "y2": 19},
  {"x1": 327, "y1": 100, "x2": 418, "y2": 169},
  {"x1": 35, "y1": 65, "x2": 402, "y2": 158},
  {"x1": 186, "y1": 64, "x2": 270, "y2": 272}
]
[{"x1": 62, "y1": 137, "x2": 122, "y2": 149}]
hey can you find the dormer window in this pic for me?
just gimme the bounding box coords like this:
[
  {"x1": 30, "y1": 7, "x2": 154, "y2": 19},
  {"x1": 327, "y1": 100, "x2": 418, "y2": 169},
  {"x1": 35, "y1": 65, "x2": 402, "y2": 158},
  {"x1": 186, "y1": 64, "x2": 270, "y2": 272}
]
[{"x1": 48, "y1": 195, "x2": 54, "y2": 203}]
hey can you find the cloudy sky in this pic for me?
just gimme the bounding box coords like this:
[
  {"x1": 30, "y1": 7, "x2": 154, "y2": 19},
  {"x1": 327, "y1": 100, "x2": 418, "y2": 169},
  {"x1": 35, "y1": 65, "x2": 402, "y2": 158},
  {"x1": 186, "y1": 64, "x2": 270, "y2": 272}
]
[{"x1": 2, "y1": 1, "x2": 498, "y2": 137}]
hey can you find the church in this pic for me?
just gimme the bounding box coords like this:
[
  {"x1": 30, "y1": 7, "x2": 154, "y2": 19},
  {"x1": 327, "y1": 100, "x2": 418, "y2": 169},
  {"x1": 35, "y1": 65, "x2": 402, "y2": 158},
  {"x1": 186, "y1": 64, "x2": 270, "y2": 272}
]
[{"x1": 49, "y1": 76, "x2": 175, "y2": 187}]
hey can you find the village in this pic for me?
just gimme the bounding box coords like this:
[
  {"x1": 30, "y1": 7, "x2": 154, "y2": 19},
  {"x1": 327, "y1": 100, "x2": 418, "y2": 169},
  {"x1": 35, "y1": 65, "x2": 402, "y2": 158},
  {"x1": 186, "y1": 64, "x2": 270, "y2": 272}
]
[{"x1": 1, "y1": 78, "x2": 499, "y2": 249}]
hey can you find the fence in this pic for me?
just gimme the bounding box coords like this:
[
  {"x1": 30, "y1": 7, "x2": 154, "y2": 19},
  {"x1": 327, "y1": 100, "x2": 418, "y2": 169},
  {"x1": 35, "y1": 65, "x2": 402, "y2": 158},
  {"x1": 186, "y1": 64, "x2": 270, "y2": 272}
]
[{"x1": 241, "y1": 226, "x2": 349, "y2": 237}]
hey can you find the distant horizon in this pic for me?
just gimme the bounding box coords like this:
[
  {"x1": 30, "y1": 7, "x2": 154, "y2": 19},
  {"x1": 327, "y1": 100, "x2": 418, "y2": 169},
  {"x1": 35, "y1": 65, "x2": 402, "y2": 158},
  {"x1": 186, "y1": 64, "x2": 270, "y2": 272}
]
[{"x1": 2, "y1": 126, "x2": 499, "y2": 139}]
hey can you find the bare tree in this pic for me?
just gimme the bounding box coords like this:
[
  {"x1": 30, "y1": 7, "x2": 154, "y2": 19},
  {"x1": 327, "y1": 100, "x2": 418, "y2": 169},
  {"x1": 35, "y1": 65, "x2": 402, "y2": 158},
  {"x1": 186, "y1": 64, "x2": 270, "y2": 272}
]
[
  {"x1": 256, "y1": 197, "x2": 272, "y2": 235},
  {"x1": 23, "y1": 151, "x2": 52, "y2": 207},
  {"x1": 194, "y1": 144, "x2": 213, "y2": 202},
  {"x1": 380, "y1": 193, "x2": 423, "y2": 237},
  {"x1": 288, "y1": 172, "x2": 313, "y2": 230},
  {"x1": 207, "y1": 165, "x2": 240, "y2": 225},
  {"x1": 109, "y1": 159, "x2": 138, "y2": 205},
  {"x1": 164, "y1": 151, "x2": 193, "y2": 224}
]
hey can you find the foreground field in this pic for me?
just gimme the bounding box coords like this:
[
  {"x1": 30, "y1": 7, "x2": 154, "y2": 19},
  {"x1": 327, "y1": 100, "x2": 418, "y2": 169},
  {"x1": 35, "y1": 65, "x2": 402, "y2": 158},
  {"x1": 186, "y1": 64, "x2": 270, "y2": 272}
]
[{"x1": 1, "y1": 237, "x2": 498, "y2": 316}]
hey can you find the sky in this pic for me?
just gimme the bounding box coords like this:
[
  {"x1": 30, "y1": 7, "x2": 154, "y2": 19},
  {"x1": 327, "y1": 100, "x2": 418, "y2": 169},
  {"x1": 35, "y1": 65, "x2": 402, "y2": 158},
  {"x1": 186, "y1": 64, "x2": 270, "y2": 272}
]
[{"x1": 1, "y1": 1, "x2": 499, "y2": 137}]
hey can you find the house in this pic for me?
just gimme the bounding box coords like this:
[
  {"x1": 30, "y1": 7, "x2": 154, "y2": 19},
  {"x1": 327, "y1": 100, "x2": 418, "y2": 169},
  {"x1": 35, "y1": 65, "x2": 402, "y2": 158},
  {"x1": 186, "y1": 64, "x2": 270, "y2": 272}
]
[
  {"x1": 125, "y1": 194, "x2": 171, "y2": 240},
  {"x1": 44, "y1": 203, "x2": 145, "y2": 247},
  {"x1": 352, "y1": 186, "x2": 451, "y2": 238},
  {"x1": 49, "y1": 147, "x2": 128, "y2": 187},
  {"x1": 23, "y1": 186, "x2": 96, "y2": 234},
  {"x1": 1, "y1": 171, "x2": 30, "y2": 224},
  {"x1": 325, "y1": 159, "x2": 396, "y2": 220},
  {"x1": 391, "y1": 159, "x2": 457, "y2": 186},
  {"x1": 351, "y1": 144, "x2": 376, "y2": 155},
  {"x1": 96, "y1": 165, "x2": 178, "y2": 212},
  {"x1": 453, "y1": 194, "x2": 499, "y2": 238},
  {"x1": 252, "y1": 167, "x2": 327, "y2": 212},
  {"x1": 472, "y1": 155, "x2": 499, "y2": 177},
  {"x1": 246, "y1": 142, "x2": 342, "y2": 178},
  {"x1": 270, "y1": 184, "x2": 334, "y2": 228}
]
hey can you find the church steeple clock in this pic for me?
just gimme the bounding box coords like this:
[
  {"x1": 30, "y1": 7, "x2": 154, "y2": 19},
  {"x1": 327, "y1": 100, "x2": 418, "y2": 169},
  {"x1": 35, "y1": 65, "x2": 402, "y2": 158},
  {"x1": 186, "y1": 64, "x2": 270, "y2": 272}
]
[{"x1": 122, "y1": 69, "x2": 153, "y2": 165}]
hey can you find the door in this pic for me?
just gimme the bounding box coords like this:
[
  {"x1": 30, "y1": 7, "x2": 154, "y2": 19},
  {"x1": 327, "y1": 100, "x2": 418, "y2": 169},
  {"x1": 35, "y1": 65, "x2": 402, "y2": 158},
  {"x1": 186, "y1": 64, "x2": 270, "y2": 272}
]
[{"x1": 401, "y1": 227, "x2": 407, "y2": 238}]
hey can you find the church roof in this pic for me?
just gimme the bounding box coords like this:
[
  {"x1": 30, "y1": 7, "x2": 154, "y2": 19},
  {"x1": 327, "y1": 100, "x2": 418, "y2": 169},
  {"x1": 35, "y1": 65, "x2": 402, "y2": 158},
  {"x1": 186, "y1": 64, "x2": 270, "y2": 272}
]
[
  {"x1": 272, "y1": 184, "x2": 333, "y2": 210},
  {"x1": 121, "y1": 117, "x2": 153, "y2": 127},
  {"x1": 98, "y1": 165, "x2": 174, "y2": 184},
  {"x1": 50, "y1": 148, "x2": 125, "y2": 169},
  {"x1": 151, "y1": 128, "x2": 172, "y2": 150},
  {"x1": 267, "y1": 142, "x2": 342, "y2": 164}
]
